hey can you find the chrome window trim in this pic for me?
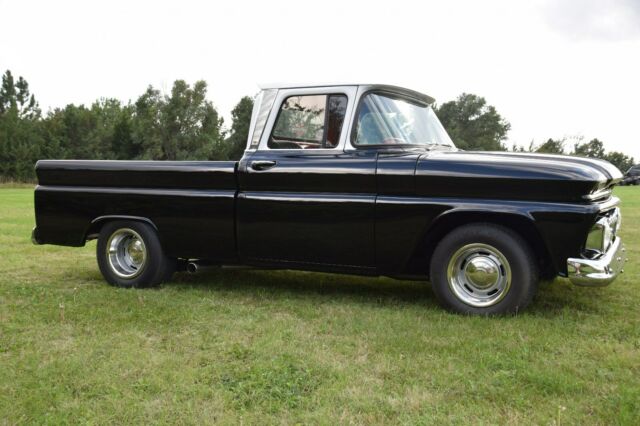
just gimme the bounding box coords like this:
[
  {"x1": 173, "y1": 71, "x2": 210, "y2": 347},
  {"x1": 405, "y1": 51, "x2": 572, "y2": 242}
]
[{"x1": 255, "y1": 86, "x2": 358, "y2": 153}]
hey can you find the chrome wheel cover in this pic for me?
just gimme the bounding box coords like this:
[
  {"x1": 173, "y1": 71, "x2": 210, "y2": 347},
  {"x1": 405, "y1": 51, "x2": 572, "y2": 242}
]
[
  {"x1": 446, "y1": 243, "x2": 512, "y2": 307},
  {"x1": 106, "y1": 228, "x2": 147, "y2": 279}
]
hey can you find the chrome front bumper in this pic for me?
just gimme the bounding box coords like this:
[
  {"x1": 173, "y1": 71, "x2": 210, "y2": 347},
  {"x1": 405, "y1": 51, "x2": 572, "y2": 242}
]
[{"x1": 567, "y1": 238, "x2": 626, "y2": 287}]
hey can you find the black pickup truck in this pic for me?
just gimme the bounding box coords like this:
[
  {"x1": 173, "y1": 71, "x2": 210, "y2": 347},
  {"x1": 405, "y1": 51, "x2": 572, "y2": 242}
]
[{"x1": 32, "y1": 84, "x2": 626, "y2": 315}]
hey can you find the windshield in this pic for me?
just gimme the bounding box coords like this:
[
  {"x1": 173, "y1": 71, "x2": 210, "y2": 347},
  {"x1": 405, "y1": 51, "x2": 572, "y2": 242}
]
[{"x1": 354, "y1": 92, "x2": 455, "y2": 148}]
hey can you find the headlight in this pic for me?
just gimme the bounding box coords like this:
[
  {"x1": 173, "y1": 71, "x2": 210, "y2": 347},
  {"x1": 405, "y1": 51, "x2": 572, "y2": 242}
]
[{"x1": 585, "y1": 208, "x2": 620, "y2": 254}]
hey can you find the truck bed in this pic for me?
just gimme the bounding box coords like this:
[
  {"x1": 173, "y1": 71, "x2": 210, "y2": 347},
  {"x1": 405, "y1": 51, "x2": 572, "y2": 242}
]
[{"x1": 34, "y1": 160, "x2": 239, "y2": 261}]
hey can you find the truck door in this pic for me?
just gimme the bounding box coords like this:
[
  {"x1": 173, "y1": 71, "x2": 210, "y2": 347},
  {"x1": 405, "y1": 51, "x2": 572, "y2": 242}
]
[{"x1": 236, "y1": 86, "x2": 377, "y2": 270}]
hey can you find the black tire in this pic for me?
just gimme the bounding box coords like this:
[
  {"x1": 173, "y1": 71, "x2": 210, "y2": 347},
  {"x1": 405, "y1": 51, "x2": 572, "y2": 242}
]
[
  {"x1": 429, "y1": 223, "x2": 538, "y2": 315},
  {"x1": 97, "y1": 220, "x2": 174, "y2": 288}
]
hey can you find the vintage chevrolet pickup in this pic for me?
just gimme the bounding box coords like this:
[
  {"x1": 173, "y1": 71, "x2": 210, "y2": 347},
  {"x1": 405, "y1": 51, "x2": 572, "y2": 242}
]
[{"x1": 32, "y1": 83, "x2": 626, "y2": 314}]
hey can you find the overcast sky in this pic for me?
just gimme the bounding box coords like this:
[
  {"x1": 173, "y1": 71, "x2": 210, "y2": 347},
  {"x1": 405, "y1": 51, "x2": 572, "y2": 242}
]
[{"x1": 1, "y1": 0, "x2": 639, "y2": 159}]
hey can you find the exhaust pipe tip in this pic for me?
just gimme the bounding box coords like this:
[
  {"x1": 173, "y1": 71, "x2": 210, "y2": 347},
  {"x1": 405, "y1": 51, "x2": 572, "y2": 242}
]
[{"x1": 186, "y1": 262, "x2": 198, "y2": 274}]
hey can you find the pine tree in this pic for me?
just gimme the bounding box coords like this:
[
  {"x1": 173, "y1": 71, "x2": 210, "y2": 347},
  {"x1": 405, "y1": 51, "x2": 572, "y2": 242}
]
[{"x1": 0, "y1": 70, "x2": 44, "y2": 180}]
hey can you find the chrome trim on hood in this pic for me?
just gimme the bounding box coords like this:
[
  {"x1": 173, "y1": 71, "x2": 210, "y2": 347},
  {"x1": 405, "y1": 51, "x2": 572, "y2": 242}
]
[{"x1": 583, "y1": 188, "x2": 612, "y2": 202}]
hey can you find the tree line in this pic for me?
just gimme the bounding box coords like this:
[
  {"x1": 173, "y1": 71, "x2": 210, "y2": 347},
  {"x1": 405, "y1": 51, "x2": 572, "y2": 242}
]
[
  {"x1": 0, "y1": 70, "x2": 635, "y2": 181},
  {"x1": 0, "y1": 70, "x2": 254, "y2": 181},
  {"x1": 435, "y1": 93, "x2": 635, "y2": 171}
]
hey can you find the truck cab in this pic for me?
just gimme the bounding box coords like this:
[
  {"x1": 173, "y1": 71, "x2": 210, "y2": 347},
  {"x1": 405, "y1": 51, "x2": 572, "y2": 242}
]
[{"x1": 237, "y1": 84, "x2": 454, "y2": 271}]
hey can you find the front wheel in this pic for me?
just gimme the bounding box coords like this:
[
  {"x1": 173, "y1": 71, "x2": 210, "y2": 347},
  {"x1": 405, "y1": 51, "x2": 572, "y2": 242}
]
[
  {"x1": 430, "y1": 223, "x2": 538, "y2": 315},
  {"x1": 97, "y1": 221, "x2": 175, "y2": 288}
]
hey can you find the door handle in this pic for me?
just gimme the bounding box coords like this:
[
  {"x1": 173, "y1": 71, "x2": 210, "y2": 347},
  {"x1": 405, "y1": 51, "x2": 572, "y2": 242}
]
[{"x1": 250, "y1": 160, "x2": 276, "y2": 171}]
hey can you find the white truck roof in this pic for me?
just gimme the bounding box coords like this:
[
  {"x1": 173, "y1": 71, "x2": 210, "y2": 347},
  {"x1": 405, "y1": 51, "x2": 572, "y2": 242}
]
[{"x1": 257, "y1": 83, "x2": 435, "y2": 105}]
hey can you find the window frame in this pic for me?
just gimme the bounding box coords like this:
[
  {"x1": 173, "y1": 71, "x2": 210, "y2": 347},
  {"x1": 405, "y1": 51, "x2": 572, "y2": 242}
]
[
  {"x1": 350, "y1": 89, "x2": 434, "y2": 148},
  {"x1": 267, "y1": 93, "x2": 348, "y2": 151},
  {"x1": 252, "y1": 86, "x2": 356, "y2": 153}
]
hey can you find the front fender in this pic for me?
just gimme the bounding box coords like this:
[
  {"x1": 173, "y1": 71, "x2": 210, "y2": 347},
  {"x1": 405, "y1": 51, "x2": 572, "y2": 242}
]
[{"x1": 375, "y1": 196, "x2": 595, "y2": 278}]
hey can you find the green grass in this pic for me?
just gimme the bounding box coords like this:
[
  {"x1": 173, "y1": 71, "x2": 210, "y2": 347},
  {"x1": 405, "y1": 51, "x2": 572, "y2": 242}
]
[{"x1": 1, "y1": 186, "x2": 639, "y2": 424}]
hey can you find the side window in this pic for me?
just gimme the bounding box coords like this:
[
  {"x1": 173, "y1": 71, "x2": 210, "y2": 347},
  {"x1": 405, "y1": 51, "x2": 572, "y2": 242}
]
[{"x1": 269, "y1": 94, "x2": 347, "y2": 149}]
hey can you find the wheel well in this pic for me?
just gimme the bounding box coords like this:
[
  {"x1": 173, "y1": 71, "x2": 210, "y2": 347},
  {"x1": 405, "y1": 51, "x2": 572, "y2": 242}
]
[
  {"x1": 405, "y1": 212, "x2": 556, "y2": 280},
  {"x1": 84, "y1": 216, "x2": 158, "y2": 242}
]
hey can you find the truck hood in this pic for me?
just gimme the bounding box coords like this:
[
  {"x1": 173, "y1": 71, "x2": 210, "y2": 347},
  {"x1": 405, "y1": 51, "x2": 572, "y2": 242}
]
[{"x1": 415, "y1": 150, "x2": 623, "y2": 202}]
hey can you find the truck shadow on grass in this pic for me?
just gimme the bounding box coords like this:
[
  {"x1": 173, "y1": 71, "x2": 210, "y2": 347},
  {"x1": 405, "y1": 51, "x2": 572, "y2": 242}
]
[
  {"x1": 164, "y1": 268, "x2": 439, "y2": 309},
  {"x1": 156, "y1": 268, "x2": 608, "y2": 316}
]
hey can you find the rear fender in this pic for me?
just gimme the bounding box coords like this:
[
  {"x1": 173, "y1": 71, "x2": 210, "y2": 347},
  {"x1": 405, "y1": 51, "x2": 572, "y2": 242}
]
[{"x1": 85, "y1": 215, "x2": 159, "y2": 241}]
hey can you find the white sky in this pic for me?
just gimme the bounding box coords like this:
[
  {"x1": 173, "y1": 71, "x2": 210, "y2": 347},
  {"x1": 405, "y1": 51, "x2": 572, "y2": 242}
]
[{"x1": 1, "y1": 0, "x2": 639, "y2": 159}]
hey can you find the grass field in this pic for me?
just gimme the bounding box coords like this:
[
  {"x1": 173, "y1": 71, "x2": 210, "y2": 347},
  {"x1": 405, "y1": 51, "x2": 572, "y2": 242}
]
[{"x1": 0, "y1": 186, "x2": 638, "y2": 424}]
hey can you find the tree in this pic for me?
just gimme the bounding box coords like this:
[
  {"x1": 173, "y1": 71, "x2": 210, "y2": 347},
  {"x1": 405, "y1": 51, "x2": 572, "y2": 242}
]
[
  {"x1": 131, "y1": 86, "x2": 163, "y2": 160},
  {"x1": 133, "y1": 80, "x2": 225, "y2": 161},
  {"x1": 511, "y1": 140, "x2": 538, "y2": 152},
  {"x1": 52, "y1": 104, "x2": 99, "y2": 159},
  {"x1": 0, "y1": 70, "x2": 44, "y2": 180},
  {"x1": 435, "y1": 93, "x2": 510, "y2": 151},
  {"x1": 535, "y1": 138, "x2": 565, "y2": 154},
  {"x1": 573, "y1": 138, "x2": 605, "y2": 158},
  {"x1": 604, "y1": 151, "x2": 635, "y2": 172},
  {"x1": 111, "y1": 105, "x2": 137, "y2": 160},
  {"x1": 90, "y1": 98, "x2": 131, "y2": 159},
  {"x1": 225, "y1": 96, "x2": 254, "y2": 160}
]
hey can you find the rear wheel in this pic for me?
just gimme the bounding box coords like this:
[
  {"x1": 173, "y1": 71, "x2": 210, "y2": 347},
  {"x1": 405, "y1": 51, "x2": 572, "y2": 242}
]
[
  {"x1": 430, "y1": 223, "x2": 538, "y2": 315},
  {"x1": 97, "y1": 221, "x2": 174, "y2": 288}
]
